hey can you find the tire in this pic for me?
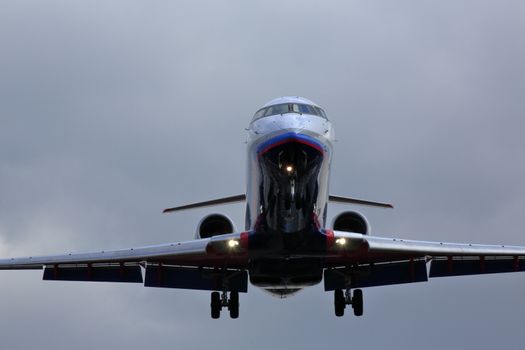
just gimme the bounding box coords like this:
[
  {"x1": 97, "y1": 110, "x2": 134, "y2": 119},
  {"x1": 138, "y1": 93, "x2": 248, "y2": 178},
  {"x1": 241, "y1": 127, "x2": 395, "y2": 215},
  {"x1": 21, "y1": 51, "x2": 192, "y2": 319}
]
[
  {"x1": 334, "y1": 289, "x2": 345, "y2": 317},
  {"x1": 211, "y1": 291, "x2": 221, "y2": 319},
  {"x1": 352, "y1": 289, "x2": 363, "y2": 317},
  {"x1": 229, "y1": 291, "x2": 239, "y2": 319}
]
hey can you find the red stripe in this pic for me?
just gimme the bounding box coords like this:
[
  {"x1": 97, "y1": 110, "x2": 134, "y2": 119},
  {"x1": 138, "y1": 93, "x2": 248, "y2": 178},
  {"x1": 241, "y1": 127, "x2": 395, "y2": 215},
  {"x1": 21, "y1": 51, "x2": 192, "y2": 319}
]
[
  {"x1": 325, "y1": 229, "x2": 335, "y2": 249},
  {"x1": 312, "y1": 213, "x2": 321, "y2": 230},
  {"x1": 240, "y1": 231, "x2": 249, "y2": 250}
]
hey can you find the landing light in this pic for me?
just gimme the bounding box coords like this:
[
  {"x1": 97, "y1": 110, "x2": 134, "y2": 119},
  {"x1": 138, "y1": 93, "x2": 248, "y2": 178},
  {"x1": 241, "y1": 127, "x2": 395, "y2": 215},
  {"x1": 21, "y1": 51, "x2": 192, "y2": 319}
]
[
  {"x1": 286, "y1": 166, "x2": 293, "y2": 173},
  {"x1": 335, "y1": 238, "x2": 347, "y2": 245},
  {"x1": 228, "y1": 239, "x2": 239, "y2": 248}
]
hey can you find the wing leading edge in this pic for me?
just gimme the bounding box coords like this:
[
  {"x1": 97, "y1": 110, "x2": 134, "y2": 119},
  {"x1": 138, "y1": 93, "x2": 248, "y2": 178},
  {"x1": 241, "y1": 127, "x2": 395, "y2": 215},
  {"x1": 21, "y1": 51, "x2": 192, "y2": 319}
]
[
  {"x1": 0, "y1": 233, "x2": 250, "y2": 291},
  {"x1": 0, "y1": 239, "x2": 208, "y2": 269}
]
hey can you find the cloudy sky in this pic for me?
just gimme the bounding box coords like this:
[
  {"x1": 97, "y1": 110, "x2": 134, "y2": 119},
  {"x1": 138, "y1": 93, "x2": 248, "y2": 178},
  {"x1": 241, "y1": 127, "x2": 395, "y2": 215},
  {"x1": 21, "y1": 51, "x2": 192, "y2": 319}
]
[{"x1": 1, "y1": 0, "x2": 524, "y2": 348}]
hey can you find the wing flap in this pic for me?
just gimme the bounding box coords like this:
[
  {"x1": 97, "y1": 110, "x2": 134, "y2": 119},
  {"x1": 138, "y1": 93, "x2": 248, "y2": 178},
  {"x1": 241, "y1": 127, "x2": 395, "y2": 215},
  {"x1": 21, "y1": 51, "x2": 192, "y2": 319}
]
[
  {"x1": 324, "y1": 259, "x2": 428, "y2": 291},
  {"x1": 144, "y1": 265, "x2": 248, "y2": 292},
  {"x1": 43, "y1": 264, "x2": 143, "y2": 283},
  {"x1": 429, "y1": 256, "x2": 525, "y2": 278}
]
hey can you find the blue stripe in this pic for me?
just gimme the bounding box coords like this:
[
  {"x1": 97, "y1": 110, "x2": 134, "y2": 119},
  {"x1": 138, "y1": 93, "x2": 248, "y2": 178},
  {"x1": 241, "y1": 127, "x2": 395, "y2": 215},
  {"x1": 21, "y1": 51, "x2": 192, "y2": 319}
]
[{"x1": 256, "y1": 132, "x2": 325, "y2": 154}]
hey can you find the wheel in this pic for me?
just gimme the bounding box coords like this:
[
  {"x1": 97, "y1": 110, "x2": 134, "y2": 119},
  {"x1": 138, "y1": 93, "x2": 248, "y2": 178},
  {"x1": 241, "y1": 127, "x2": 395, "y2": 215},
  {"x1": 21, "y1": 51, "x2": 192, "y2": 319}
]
[
  {"x1": 352, "y1": 289, "x2": 363, "y2": 317},
  {"x1": 229, "y1": 291, "x2": 239, "y2": 319},
  {"x1": 334, "y1": 289, "x2": 345, "y2": 317},
  {"x1": 211, "y1": 291, "x2": 221, "y2": 319}
]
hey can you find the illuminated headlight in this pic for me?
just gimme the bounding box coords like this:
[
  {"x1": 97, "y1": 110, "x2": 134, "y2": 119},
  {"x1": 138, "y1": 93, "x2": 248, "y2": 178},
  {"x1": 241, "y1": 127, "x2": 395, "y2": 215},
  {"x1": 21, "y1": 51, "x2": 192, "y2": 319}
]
[
  {"x1": 285, "y1": 165, "x2": 293, "y2": 173},
  {"x1": 335, "y1": 237, "x2": 347, "y2": 245},
  {"x1": 228, "y1": 239, "x2": 239, "y2": 248}
]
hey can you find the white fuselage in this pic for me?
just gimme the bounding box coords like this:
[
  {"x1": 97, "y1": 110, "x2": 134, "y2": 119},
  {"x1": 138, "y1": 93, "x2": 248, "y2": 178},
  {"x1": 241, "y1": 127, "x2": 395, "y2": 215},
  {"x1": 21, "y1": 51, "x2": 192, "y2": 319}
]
[
  {"x1": 242, "y1": 97, "x2": 335, "y2": 297},
  {"x1": 245, "y1": 98, "x2": 335, "y2": 234}
]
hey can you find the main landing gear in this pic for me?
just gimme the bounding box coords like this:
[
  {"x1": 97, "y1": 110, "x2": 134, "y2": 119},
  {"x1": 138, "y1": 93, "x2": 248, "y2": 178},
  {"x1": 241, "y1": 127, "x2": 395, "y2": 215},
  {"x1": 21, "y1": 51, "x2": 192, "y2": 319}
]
[
  {"x1": 211, "y1": 291, "x2": 239, "y2": 319},
  {"x1": 334, "y1": 288, "x2": 363, "y2": 317}
]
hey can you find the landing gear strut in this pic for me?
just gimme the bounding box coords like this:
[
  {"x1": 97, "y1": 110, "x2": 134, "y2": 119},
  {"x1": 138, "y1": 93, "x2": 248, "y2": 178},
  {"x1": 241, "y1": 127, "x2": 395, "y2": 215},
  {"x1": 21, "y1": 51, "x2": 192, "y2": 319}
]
[
  {"x1": 211, "y1": 291, "x2": 239, "y2": 319},
  {"x1": 334, "y1": 288, "x2": 363, "y2": 317}
]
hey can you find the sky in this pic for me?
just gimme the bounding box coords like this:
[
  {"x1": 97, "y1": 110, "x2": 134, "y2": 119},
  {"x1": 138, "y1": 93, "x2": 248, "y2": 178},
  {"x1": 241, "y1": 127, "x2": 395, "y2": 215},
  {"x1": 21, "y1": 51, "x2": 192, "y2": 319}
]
[{"x1": 0, "y1": 0, "x2": 524, "y2": 348}]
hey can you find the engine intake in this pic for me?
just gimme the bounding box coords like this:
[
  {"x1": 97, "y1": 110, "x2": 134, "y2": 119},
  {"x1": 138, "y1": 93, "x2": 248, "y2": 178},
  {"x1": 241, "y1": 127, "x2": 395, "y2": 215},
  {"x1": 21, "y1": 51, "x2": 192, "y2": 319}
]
[
  {"x1": 332, "y1": 211, "x2": 369, "y2": 235},
  {"x1": 196, "y1": 214, "x2": 235, "y2": 239}
]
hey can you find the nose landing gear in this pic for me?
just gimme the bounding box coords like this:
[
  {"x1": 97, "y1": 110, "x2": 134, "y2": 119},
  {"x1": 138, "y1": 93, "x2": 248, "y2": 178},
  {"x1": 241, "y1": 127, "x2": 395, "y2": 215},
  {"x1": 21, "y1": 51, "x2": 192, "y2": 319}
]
[
  {"x1": 334, "y1": 288, "x2": 363, "y2": 317},
  {"x1": 211, "y1": 291, "x2": 240, "y2": 319}
]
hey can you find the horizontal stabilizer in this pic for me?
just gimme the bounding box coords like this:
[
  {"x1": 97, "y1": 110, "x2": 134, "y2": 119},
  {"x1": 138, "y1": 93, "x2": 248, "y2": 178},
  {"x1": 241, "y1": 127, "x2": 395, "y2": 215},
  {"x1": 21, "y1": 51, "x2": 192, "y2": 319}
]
[
  {"x1": 163, "y1": 194, "x2": 246, "y2": 213},
  {"x1": 329, "y1": 195, "x2": 393, "y2": 209},
  {"x1": 43, "y1": 264, "x2": 143, "y2": 283},
  {"x1": 163, "y1": 194, "x2": 391, "y2": 212}
]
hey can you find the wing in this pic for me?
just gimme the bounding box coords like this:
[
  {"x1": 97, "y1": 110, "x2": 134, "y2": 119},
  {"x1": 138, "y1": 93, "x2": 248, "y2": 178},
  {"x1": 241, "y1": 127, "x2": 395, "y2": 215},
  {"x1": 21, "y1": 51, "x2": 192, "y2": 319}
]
[
  {"x1": 0, "y1": 233, "x2": 250, "y2": 292},
  {"x1": 324, "y1": 231, "x2": 525, "y2": 290}
]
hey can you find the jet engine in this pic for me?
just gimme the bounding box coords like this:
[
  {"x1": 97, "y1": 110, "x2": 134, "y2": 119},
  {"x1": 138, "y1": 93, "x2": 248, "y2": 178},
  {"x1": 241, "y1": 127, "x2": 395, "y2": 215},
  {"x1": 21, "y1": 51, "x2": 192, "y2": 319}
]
[
  {"x1": 196, "y1": 214, "x2": 235, "y2": 239},
  {"x1": 331, "y1": 211, "x2": 370, "y2": 235}
]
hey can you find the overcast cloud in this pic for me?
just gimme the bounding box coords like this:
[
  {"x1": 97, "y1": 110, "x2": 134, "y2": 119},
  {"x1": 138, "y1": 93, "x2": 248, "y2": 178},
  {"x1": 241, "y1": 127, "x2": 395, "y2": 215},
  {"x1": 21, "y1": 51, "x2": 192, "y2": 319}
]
[{"x1": 1, "y1": 1, "x2": 524, "y2": 349}]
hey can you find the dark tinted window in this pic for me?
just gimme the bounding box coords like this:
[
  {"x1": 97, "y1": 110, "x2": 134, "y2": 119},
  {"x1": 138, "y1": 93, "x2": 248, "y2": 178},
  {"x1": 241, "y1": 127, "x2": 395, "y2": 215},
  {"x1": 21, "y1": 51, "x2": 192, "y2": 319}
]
[
  {"x1": 264, "y1": 104, "x2": 289, "y2": 117},
  {"x1": 314, "y1": 106, "x2": 327, "y2": 119},
  {"x1": 253, "y1": 103, "x2": 328, "y2": 120},
  {"x1": 253, "y1": 108, "x2": 266, "y2": 119},
  {"x1": 299, "y1": 104, "x2": 317, "y2": 115}
]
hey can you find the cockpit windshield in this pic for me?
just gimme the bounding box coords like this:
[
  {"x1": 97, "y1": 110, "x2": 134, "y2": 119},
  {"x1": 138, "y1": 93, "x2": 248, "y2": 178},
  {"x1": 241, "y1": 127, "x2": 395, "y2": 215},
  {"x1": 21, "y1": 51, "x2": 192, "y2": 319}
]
[{"x1": 253, "y1": 103, "x2": 328, "y2": 121}]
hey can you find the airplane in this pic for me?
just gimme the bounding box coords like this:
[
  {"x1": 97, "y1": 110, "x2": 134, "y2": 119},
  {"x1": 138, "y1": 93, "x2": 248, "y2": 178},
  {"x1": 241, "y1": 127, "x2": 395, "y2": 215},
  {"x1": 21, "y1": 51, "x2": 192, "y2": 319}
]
[{"x1": 1, "y1": 95, "x2": 525, "y2": 319}]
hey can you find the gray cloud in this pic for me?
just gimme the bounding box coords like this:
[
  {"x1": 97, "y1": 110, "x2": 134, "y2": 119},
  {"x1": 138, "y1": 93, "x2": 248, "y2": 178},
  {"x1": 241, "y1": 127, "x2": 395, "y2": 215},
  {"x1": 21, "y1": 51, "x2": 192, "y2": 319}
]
[{"x1": 1, "y1": 1, "x2": 524, "y2": 349}]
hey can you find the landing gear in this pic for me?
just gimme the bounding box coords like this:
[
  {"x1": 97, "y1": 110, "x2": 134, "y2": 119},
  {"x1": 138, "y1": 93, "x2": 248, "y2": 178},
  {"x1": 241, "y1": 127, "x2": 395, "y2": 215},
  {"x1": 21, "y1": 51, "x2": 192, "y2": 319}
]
[
  {"x1": 333, "y1": 288, "x2": 364, "y2": 317},
  {"x1": 229, "y1": 291, "x2": 239, "y2": 319},
  {"x1": 352, "y1": 289, "x2": 363, "y2": 316},
  {"x1": 210, "y1": 291, "x2": 240, "y2": 319},
  {"x1": 211, "y1": 292, "x2": 221, "y2": 319},
  {"x1": 334, "y1": 289, "x2": 345, "y2": 316}
]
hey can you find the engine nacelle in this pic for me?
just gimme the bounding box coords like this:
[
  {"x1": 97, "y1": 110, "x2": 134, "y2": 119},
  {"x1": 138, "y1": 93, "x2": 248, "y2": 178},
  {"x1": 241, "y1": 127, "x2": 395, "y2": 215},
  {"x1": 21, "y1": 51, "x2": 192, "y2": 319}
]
[
  {"x1": 331, "y1": 211, "x2": 370, "y2": 235},
  {"x1": 195, "y1": 214, "x2": 235, "y2": 239}
]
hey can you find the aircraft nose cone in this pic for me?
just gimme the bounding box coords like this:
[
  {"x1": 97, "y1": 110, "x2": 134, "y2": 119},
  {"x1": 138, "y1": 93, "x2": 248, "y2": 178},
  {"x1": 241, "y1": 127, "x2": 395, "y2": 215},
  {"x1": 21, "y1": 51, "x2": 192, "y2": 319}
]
[
  {"x1": 274, "y1": 114, "x2": 329, "y2": 137},
  {"x1": 249, "y1": 113, "x2": 334, "y2": 145},
  {"x1": 268, "y1": 114, "x2": 305, "y2": 130}
]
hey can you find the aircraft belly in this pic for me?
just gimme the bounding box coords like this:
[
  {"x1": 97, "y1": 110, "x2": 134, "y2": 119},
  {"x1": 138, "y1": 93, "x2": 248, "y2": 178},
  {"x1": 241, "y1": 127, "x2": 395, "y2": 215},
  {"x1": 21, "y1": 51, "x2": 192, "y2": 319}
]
[{"x1": 249, "y1": 258, "x2": 323, "y2": 297}]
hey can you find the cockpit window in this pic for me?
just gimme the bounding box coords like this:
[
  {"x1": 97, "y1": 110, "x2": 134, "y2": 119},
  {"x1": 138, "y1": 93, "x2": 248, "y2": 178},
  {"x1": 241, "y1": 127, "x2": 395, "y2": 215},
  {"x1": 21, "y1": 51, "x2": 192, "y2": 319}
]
[
  {"x1": 265, "y1": 104, "x2": 289, "y2": 117},
  {"x1": 253, "y1": 103, "x2": 327, "y2": 121},
  {"x1": 313, "y1": 106, "x2": 327, "y2": 119}
]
